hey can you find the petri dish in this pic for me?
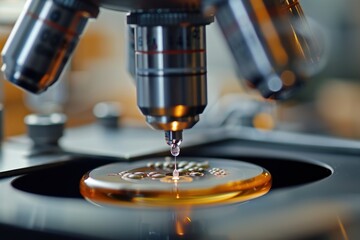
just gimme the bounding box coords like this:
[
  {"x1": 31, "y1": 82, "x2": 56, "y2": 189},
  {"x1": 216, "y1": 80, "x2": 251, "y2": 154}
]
[{"x1": 80, "y1": 157, "x2": 272, "y2": 207}]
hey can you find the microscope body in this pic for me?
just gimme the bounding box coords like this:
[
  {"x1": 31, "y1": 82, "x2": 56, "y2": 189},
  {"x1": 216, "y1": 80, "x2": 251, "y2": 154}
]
[{"x1": 1, "y1": 0, "x2": 319, "y2": 145}]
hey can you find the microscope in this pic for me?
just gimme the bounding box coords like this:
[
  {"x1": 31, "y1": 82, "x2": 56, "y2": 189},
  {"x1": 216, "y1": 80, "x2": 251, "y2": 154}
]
[
  {"x1": 1, "y1": 0, "x2": 319, "y2": 152},
  {"x1": 4, "y1": 2, "x2": 360, "y2": 239}
]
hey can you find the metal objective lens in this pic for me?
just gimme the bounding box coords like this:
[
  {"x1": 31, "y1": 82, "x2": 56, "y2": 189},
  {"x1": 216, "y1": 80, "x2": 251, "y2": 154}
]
[
  {"x1": 212, "y1": 0, "x2": 320, "y2": 99},
  {"x1": 128, "y1": 12, "x2": 214, "y2": 144},
  {"x1": 1, "y1": 0, "x2": 99, "y2": 93}
]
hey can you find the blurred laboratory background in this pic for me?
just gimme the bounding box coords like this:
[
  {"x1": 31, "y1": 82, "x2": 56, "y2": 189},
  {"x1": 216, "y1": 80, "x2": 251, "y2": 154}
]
[{"x1": 0, "y1": 0, "x2": 359, "y2": 139}]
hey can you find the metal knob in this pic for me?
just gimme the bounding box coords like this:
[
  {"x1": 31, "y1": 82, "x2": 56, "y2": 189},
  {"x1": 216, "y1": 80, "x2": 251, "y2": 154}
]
[
  {"x1": 93, "y1": 102, "x2": 122, "y2": 129},
  {"x1": 24, "y1": 113, "x2": 67, "y2": 146}
]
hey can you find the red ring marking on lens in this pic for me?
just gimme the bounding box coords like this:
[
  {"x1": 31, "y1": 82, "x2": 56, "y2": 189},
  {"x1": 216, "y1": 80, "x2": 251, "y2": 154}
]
[
  {"x1": 26, "y1": 11, "x2": 77, "y2": 37},
  {"x1": 136, "y1": 49, "x2": 205, "y2": 55}
]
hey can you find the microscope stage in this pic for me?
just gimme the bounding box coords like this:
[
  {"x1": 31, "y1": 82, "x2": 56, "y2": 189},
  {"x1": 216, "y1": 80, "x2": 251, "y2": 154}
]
[{"x1": 3, "y1": 127, "x2": 360, "y2": 239}]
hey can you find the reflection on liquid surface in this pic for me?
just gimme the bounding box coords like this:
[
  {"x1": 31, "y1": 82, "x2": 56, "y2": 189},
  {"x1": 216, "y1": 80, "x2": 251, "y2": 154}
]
[{"x1": 80, "y1": 157, "x2": 272, "y2": 207}]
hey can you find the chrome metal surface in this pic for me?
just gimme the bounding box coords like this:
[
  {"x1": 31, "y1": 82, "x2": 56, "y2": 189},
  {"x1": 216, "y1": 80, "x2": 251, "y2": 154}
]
[
  {"x1": 214, "y1": 0, "x2": 320, "y2": 99},
  {"x1": 1, "y1": 0, "x2": 320, "y2": 148},
  {"x1": 126, "y1": 26, "x2": 136, "y2": 79},
  {"x1": 0, "y1": 104, "x2": 3, "y2": 143},
  {"x1": 97, "y1": 0, "x2": 201, "y2": 11},
  {"x1": 1, "y1": 0, "x2": 98, "y2": 93},
  {"x1": 24, "y1": 113, "x2": 67, "y2": 146},
  {"x1": 165, "y1": 130, "x2": 183, "y2": 147},
  {"x1": 132, "y1": 13, "x2": 211, "y2": 133}
]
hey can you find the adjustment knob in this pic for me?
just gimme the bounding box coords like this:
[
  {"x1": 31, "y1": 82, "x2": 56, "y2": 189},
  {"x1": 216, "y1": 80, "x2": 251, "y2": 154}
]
[
  {"x1": 93, "y1": 102, "x2": 122, "y2": 129},
  {"x1": 24, "y1": 113, "x2": 67, "y2": 146}
]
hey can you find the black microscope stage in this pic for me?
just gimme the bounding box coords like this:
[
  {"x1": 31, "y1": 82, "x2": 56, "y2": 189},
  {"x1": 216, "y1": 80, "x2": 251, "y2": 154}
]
[{"x1": 0, "y1": 126, "x2": 360, "y2": 240}]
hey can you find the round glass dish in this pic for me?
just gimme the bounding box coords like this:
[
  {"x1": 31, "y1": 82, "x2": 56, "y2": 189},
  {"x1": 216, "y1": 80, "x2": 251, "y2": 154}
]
[{"x1": 80, "y1": 157, "x2": 272, "y2": 207}]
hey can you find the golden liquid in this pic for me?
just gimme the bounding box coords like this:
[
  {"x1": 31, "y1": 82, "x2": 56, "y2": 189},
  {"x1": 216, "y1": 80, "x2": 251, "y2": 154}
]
[{"x1": 80, "y1": 158, "x2": 272, "y2": 207}]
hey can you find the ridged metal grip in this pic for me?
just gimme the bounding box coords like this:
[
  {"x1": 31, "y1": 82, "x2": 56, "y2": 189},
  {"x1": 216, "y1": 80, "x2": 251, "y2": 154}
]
[
  {"x1": 1, "y1": 0, "x2": 99, "y2": 93},
  {"x1": 25, "y1": 113, "x2": 67, "y2": 146},
  {"x1": 128, "y1": 12, "x2": 213, "y2": 132}
]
